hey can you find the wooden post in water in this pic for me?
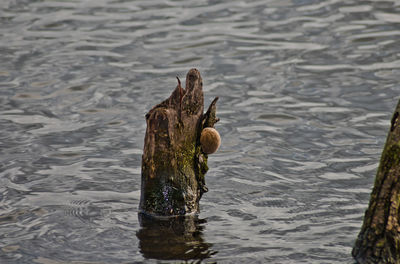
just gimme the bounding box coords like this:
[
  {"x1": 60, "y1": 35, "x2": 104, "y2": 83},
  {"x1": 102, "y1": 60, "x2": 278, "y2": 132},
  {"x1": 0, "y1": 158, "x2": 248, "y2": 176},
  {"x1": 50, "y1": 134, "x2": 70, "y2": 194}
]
[
  {"x1": 139, "y1": 68, "x2": 220, "y2": 216},
  {"x1": 353, "y1": 99, "x2": 400, "y2": 263}
]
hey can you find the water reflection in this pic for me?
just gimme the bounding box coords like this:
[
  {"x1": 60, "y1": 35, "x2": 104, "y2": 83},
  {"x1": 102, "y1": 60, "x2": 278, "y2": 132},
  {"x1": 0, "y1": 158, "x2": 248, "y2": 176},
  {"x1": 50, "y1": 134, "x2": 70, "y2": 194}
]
[{"x1": 137, "y1": 213, "x2": 216, "y2": 261}]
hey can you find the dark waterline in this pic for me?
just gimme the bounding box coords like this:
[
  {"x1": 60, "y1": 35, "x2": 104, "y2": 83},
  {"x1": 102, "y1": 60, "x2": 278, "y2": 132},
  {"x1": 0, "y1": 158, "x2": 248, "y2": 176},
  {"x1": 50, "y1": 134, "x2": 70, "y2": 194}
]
[{"x1": 1, "y1": 0, "x2": 400, "y2": 263}]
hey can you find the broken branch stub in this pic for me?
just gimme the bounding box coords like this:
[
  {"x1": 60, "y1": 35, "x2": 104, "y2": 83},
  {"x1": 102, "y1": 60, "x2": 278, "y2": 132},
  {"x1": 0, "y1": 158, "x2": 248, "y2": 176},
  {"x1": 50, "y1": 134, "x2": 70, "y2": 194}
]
[{"x1": 139, "y1": 68, "x2": 219, "y2": 216}]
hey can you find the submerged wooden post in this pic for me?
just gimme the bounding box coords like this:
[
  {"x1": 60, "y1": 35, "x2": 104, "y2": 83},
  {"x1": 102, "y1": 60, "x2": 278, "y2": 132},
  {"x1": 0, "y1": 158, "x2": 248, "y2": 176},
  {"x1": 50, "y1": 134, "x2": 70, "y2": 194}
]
[
  {"x1": 353, "y1": 99, "x2": 400, "y2": 263},
  {"x1": 139, "y1": 68, "x2": 220, "y2": 216}
]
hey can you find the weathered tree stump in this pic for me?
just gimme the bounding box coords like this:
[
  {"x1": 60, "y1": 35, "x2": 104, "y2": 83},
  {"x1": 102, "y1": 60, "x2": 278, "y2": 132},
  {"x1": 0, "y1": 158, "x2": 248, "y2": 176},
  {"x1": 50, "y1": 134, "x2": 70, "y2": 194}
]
[
  {"x1": 139, "y1": 68, "x2": 219, "y2": 216},
  {"x1": 353, "y1": 99, "x2": 400, "y2": 263}
]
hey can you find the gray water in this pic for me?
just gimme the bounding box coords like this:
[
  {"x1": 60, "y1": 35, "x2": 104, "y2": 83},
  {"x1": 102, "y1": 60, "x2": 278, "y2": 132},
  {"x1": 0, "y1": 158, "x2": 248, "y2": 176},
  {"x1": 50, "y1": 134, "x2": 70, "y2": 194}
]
[{"x1": 1, "y1": 0, "x2": 400, "y2": 263}]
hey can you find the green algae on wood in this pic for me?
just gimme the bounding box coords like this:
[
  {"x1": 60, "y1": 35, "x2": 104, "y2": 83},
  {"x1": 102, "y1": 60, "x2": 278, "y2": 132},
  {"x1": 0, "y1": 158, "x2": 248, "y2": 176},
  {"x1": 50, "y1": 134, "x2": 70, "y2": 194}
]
[
  {"x1": 352, "y1": 99, "x2": 400, "y2": 264},
  {"x1": 139, "y1": 69, "x2": 219, "y2": 216}
]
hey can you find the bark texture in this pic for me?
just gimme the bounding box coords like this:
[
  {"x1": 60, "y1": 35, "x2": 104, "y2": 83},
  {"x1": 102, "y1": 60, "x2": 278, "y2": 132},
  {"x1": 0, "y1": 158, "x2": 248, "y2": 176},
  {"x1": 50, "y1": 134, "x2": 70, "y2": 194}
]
[
  {"x1": 353, "y1": 99, "x2": 400, "y2": 263},
  {"x1": 139, "y1": 68, "x2": 219, "y2": 216}
]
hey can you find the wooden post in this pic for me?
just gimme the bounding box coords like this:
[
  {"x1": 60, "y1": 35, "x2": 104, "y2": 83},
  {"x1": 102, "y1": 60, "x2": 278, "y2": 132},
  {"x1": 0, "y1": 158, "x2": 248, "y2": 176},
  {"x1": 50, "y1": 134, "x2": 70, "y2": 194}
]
[
  {"x1": 353, "y1": 99, "x2": 400, "y2": 263},
  {"x1": 139, "y1": 68, "x2": 219, "y2": 216}
]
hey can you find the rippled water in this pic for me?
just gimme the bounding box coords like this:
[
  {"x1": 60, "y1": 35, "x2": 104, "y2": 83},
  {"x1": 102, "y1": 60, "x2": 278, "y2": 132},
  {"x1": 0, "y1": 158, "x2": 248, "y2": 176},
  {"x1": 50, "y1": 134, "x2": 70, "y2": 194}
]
[{"x1": 1, "y1": 0, "x2": 400, "y2": 263}]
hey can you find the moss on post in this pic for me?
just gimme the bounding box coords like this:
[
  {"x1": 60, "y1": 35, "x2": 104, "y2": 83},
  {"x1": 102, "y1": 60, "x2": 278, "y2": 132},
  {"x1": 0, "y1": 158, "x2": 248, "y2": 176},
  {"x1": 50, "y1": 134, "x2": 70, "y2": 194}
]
[
  {"x1": 139, "y1": 69, "x2": 219, "y2": 216},
  {"x1": 353, "y1": 99, "x2": 400, "y2": 263}
]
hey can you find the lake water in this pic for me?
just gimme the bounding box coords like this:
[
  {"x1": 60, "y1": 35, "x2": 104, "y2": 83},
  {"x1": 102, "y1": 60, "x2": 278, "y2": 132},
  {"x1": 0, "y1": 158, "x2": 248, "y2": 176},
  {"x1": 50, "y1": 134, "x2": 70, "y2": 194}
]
[{"x1": 1, "y1": 0, "x2": 400, "y2": 263}]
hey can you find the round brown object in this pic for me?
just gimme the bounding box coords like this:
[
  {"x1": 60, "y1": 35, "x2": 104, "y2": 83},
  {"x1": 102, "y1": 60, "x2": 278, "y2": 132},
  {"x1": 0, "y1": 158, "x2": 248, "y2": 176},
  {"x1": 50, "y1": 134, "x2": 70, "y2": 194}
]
[{"x1": 200, "y1": 127, "x2": 221, "y2": 154}]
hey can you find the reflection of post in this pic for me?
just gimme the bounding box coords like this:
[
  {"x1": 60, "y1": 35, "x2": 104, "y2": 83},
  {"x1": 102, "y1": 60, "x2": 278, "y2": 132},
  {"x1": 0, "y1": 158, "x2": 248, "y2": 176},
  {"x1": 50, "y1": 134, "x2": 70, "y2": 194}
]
[{"x1": 136, "y1": 214, "x2": 216, "y2": 261}]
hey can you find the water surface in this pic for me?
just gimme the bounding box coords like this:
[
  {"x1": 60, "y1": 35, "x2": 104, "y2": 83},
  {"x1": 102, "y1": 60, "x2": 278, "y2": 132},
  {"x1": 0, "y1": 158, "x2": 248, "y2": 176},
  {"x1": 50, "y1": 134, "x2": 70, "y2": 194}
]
[{"x1": 1, "y1": 0, "x2": 400, "y2": 263}]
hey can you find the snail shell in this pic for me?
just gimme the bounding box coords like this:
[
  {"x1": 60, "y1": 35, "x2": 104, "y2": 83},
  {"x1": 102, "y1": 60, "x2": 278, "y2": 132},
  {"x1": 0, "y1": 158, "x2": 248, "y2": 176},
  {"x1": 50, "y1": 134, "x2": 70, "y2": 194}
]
[{"x1": 200, "y1": 127, "x2": 221, "y2": 154}]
